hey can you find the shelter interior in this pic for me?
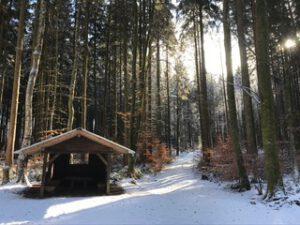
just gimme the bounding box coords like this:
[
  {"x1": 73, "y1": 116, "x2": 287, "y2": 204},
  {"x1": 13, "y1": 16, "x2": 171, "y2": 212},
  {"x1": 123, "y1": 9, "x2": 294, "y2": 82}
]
[{"x1": 41, "y1": 136, "x2": 113, "y2": 197}]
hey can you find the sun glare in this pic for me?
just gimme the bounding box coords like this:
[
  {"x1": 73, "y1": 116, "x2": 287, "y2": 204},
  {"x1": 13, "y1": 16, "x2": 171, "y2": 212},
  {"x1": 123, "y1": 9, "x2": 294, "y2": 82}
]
[
  {"x1": 178, "y1": 31, "x2": 241, "y2": 81},
  {"x1": 284, "y1": 39, "x2": 296, "y2": 49}
]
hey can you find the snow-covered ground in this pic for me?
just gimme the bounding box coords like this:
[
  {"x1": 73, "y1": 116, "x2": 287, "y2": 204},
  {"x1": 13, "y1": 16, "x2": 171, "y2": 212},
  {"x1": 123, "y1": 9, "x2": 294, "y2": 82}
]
[{"x1": 1, "y1": 151, "x2": 300, "y2": 225}]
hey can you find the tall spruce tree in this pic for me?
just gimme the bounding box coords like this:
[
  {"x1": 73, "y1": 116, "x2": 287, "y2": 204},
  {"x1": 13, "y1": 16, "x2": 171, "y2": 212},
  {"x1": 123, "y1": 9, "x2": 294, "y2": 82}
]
[
  {"x1": 255, "y1": 0, "x2": 283, "y2": 197},
  {"x1": 223, "y1": 0, "x2": 250, "y2": 190}
]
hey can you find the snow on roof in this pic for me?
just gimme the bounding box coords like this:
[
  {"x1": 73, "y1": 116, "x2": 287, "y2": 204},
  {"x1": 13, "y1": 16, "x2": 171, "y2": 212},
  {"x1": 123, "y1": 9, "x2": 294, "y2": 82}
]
[{"x1": 14, "y1": 128, "x2": 135, "y2": 156}]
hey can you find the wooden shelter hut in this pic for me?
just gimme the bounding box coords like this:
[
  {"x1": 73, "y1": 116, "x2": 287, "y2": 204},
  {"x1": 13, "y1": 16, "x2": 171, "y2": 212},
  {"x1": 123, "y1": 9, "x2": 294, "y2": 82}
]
[{"x1": 14, "y1": 128, "x2": 134, "y2": 197}]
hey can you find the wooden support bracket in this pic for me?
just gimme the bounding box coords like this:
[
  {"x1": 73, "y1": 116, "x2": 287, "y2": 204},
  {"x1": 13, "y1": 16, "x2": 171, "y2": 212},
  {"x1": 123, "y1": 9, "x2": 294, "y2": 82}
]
[
  {"x1": 47, "y1": 153, "x2": 61, "y2": 167},
  {"x1": 96, "y1": 153, "x2": 108, "y2": 166}
]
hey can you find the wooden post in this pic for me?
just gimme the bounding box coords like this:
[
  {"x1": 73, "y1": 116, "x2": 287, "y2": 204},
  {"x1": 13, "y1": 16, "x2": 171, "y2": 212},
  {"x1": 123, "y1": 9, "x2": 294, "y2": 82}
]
[
  {"x1": 47, "y1": 154, "x2": 52, "y2": 180},
  {"x1": 40, "y1": 151, "x2": 48, "y2": 198},
  {"x1": 106, "y1": 153, "x2": 112, "y2": 195}
]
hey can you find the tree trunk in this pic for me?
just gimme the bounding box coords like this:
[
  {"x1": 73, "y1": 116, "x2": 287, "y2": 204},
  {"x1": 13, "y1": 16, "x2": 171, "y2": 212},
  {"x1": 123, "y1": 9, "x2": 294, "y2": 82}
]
[
  {"x1": 67, "y1": 0, "x2": 80, "y2": 131},
  {"x1": 255, "y1": 0, "x2": 283, "y2": 197},
  {"x1": 103, "y1": 6, "x2": 111, "y2": 137},
  {"x1": 22, "y1": 0, "x2": 46, "y2": 147},
  {"x1": 49, "y1": 2, "x2": 59, "y2": 130},
  {"x1": 198, "y1": 6, "x2": 212, "y2": 164},
  {"x1": 165, "y1": 44, "x2": 171, "y2": 152},
  {"x1": 156, "y1": 36, "x2": 162, "y2": 139},
  {"x1": 82, "y1": 0, "x2": 89, "y2": 129},
  {"x1": 235, "y1": 0, "x2": 257, "y2": 155},
  {"x1": 128, "y1": 0, "x2": 138, "y2": 176},
  {"x1": 176, "y1": 73, "x2": 181, "y2": 156},
  {"x1": 235, "y1": 0, "x2": 258, "y2": 180},
  {"x1": 19, "y1": 0, "x2": 46, "y2": 182},
  {"x1": 122, "y1": 2, "x2": 129, "y2": 165},
  {"x1": 223, "y1": 0, "x2": 250, "y2": 190},
  {"x1": 3, "y1": 0, "x2": 26, "y2": 183},
  {"x1": 123, "y1": 1, "x2": 129, "y2": 146},
  {"x1": 147, "y1": 42, "x2": 152, "y2": 132},
  {"x1": 282, "y1": 50, "x2": 299, "y2": 182},
  {"x1": 192, "y1": 14, "x2": 201, "y2": 145}
]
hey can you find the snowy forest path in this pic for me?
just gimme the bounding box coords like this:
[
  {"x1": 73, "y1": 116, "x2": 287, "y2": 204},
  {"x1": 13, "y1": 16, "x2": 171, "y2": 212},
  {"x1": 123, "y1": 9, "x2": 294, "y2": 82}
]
[{"x1": 0, "y1": 151, "x2": 299, "y2": 224}]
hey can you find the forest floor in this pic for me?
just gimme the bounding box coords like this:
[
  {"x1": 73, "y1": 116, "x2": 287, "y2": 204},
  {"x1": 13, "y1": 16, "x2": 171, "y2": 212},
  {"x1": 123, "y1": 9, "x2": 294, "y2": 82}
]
[{"x1": 1, "y1": 151, "x2": 300, "y2": 225}]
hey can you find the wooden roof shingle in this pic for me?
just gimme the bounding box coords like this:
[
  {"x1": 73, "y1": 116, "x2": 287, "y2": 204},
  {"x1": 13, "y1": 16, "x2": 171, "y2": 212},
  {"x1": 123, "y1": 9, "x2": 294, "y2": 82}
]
[{"x1": 14, "y1": 128, "x2": 135, "y2": 156}]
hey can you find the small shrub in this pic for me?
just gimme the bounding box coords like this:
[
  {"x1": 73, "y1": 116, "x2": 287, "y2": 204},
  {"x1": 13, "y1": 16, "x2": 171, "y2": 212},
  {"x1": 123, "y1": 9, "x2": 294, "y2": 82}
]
[
  {"x1": 208, "y1": 136, "x2": 239, "y2": 180},
  {"x1": 137, "y1": 130, "x2": 172, "y2": 173},
  {"x1": 205, "y1": 135, "x2": 265, "y2": 182},
  {"x1": 145, "y1": 143, "x2": 172, "y2": 172}
]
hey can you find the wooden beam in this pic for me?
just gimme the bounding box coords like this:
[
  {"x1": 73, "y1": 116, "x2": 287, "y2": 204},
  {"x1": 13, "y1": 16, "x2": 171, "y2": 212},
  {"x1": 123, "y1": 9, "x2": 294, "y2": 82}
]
[
  {"x1": 40, "y1": 151, "x2": 48, "y2": 198},
  {"x1": 15, "y1": 129, "x2": 78, "y2": 155},
  {"x1": 15, "y1": 129, "x2": 134, "y2": 156},
  {"x1": 96, "y1": 153, "x2": 107, "y2": 166},
  {"x1": 106, "y1": 154, "x2": 112, "y2": 195},
  {"x1": 78, "y1": 130, "x2": 134, "y2": 154}
]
